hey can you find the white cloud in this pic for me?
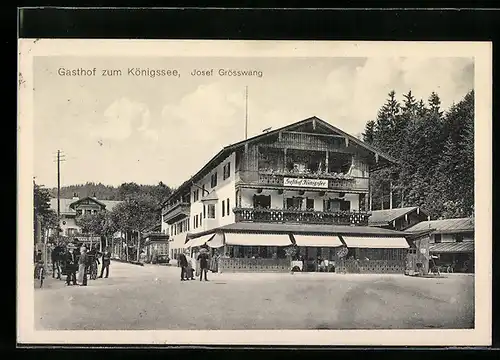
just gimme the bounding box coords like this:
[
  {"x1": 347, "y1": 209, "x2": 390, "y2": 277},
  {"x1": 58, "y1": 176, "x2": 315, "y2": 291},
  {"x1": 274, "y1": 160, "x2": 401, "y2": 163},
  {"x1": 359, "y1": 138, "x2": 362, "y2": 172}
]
[
  {"x1": 320, "y1": 57, "x2": 474, "y2": 133},
  {"x1": 87, "y1": 97, "x2": 160, "y2": 143}
]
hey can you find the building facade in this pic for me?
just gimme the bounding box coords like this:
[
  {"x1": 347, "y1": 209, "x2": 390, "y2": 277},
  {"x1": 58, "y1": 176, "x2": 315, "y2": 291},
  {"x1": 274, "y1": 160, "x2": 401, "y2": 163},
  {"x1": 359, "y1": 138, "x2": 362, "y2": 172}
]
[
  {"x1": 161, "y1": 117, "x2": 411, "y2": 274},
  {"x1": 406, "y1": 217, "x2": 475, "y2": 273},
  {"x1": 48, "y1": 194, "x2": 121, "y2": 248}
]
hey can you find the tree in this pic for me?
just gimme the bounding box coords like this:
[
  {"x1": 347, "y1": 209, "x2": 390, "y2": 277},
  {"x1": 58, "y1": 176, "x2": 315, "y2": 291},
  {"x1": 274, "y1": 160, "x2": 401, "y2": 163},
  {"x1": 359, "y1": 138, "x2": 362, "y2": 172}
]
[
  {"x1": 362, "y1": 120, "x2": 376, "y2": 144},
  {"x1": 34, "y1": 184, "x2": 59, "y2": 244},
  {"x1": 118, "y1": 182, "x2": 142, "y2": 200},
  {"x1": 111, "y1": 193, "x2": 160, "y2": 262}
]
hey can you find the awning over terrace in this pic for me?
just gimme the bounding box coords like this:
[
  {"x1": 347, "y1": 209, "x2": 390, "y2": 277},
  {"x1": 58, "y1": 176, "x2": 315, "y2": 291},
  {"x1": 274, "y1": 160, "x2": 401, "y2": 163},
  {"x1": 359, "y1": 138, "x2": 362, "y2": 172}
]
[
  {"x1": 293, "y1": 235, "x2": 343, "y2": 247},
  {"x1": 184, "y1": 234, "x2": 215, "y2": 248},
  {"x1": 224, "y1": 233, "x2": 292, "y2": 247},
  {"x1": 342, "y1": 236, "x2": 409, "y2": 249}
]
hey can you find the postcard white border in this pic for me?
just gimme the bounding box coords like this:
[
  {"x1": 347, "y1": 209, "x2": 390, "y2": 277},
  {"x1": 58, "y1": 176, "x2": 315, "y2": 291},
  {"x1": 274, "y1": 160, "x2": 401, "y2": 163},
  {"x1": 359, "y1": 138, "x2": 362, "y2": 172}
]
[{"x1": 17, "y1": 40, "x2": 492, "y2": 346}]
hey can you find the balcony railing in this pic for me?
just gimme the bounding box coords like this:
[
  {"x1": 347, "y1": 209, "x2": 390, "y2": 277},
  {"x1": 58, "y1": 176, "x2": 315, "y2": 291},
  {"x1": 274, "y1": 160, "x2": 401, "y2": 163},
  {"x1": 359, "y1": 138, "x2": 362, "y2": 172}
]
[
  {"x1": 233, "y1": 207, "x2": 370, "y2": 226},
  {"x1": 162, "y1": 202, "x2": 190, "y2": 224},
  {"x1": 237, "y1": 170, "x2": 368, "y2": 191}
]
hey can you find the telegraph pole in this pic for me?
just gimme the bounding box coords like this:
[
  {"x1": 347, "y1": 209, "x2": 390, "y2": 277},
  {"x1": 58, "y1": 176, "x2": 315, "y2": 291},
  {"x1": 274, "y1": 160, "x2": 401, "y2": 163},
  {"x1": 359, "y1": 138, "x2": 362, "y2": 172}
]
[{"x1": 53, "y1": 150, "x2": 66, "y2": 225}]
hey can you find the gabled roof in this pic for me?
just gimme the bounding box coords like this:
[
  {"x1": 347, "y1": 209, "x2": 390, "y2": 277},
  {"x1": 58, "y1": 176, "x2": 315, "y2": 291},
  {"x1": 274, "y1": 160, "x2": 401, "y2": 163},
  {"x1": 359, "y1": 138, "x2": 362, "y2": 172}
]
[
  {"x1": 369, "y1": 206, "x2": 429, "y2": 227},
  {"x1": 406, "y1": 218, "x2": 474, "y2": 234},
  {"x1": 164, "y1": 116, "x2": 397, "y2": 206},
  {"x1": 69, "y1": 196, "x2": 107, "y2": 210},
  {"x1": 49, "y1": 197, "x2": 122, "y2": 215}
]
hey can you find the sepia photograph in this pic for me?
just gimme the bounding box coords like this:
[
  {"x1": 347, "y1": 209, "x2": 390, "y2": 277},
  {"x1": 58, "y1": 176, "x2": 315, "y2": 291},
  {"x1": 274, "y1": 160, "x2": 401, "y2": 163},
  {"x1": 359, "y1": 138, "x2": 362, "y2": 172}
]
[{"x1": 17, "y1": 40, "x2": 491, "y2": 346}]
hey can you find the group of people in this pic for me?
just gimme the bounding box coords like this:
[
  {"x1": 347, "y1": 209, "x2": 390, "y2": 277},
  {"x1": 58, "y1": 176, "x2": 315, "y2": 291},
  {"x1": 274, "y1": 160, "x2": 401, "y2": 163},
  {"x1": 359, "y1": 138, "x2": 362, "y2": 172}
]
[
  {"x1": 37, "y1": 242, "x2": 112, "y2": 286},
  {"x1": 177, "y1": 247, "x2": 211, "y2": 281}
]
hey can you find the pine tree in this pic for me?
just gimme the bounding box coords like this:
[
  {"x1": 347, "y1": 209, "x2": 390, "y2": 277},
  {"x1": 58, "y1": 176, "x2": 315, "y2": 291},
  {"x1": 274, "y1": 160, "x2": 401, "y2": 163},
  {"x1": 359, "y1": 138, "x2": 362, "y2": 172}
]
[{"x1": 362, "y1": 120, "x2": 376, "y2": 144}]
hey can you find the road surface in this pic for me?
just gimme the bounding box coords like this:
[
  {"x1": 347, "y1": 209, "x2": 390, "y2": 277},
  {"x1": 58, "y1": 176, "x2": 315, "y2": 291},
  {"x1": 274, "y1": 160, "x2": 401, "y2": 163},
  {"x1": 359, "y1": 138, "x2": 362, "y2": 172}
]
[{"x1": 34, "y1": 261, "x2": 474, "y2": 330}]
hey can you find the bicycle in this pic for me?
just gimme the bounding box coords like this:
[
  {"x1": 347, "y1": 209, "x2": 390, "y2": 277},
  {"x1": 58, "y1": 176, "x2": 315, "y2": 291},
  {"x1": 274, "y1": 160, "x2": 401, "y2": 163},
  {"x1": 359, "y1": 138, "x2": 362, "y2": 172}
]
[{"x1": 34, "y1": 261, "x2": 45, "y2": 288}]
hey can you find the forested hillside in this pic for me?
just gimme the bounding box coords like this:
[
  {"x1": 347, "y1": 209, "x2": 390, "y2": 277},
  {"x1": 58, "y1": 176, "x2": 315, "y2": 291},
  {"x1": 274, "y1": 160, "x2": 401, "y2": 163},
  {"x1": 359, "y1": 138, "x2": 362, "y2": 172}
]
[
  {"x1": 48, "y1": 181, "x2": 173, "y2": 204},
  {"x1": 363, "y1": 90, "x2": 474, "y2": 220}
]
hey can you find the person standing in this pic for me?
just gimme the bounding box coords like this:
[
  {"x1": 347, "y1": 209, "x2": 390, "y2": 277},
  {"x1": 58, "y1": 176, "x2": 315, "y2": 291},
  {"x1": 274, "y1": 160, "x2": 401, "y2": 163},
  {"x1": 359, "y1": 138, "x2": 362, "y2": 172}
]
[
  {"x1": 99, "y1": 247, "x2": 111, "y2": 278},
  {"x1": 64, "y1": 245, "x2": 78, "y2": 286},
  {"x1": 186, "y1": 250, "x2": 196, "y2": 280},
  {"x1": 178, "y1": 251, "x2": 189, "y2": 281},
  {"x1": 78, "y1": 246, "x2": 89, "y2": 286},
  {"x1": 197, "y1": 249, "x2": 210, "y2": 281}
]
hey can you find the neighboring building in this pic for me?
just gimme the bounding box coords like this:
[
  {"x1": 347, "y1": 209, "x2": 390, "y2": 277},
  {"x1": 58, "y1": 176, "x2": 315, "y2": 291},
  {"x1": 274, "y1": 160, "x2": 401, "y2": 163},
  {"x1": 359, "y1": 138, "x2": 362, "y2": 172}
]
[
  {"x1": 161, "y1": 116, "x2": 411, "y2": 274},
  {"x1": 143, "y1": 223, "x2": 169, "y2": 263},
  {"x1": 369, "y1": 206, "x2": 430, "y2": 231},
  {"x1": 49, "y1": 193, "x2": 121, "y2": 247},
  {"x1": 406, "y1": 217, "x2": 475, "y2": 273}
]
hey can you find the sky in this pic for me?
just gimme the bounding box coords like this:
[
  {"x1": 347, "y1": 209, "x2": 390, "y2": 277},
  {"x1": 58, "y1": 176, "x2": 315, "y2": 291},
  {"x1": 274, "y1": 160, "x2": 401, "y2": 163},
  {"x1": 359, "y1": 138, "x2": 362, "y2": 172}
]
[{"x1": 33, "y1": 56, "x2": 474, "y2": 189}]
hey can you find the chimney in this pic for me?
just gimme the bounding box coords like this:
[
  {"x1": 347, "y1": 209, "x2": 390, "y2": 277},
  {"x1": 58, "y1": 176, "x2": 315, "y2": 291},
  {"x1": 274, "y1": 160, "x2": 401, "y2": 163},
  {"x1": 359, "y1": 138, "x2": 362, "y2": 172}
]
[
  {"x1": 72, "y1": 192, "x2": 79, "y2": 200},
  {"x1": 92, "y1": 192, "x2": 97, "y2": 199}
]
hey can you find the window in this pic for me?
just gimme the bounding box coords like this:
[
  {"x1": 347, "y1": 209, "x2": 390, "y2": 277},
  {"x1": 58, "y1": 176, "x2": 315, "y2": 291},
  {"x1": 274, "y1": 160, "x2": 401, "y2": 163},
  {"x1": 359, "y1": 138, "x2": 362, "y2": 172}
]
[
  {"x1": 253, "y1": 195, "x2": 271, "y2": 209},
  {"x1": 92, "y1": 209, "x2": 97, "y2": 214},
  {"x1": 455, "y1": 234, "x2": 464, "y2": 243},
  {"x1": 227, "y1": 198, "x2": 230, "y2": 216},
  {"x1": 306, "y1": 198, "x2": 314, "y2": 210},
  {"x1": 223, "y1": 162, "x2": 231, "y2": 180},
  {"x1": 434, "y1": 234, "x2": 442, "y2": 243},
  {"x1": 211, "y1": 172, "x2": 218, "y2": 188},
  {"x1": 323, "y1": 199, "x2": 350, "y2": 212},
  {"x1": 193, "y1": 189, "x2": 200, "y2": 202},
  {"x1": 207, "y1": 204, "x2": 216, "y2": 218},
  {"x1": 222, "y1": 200, "x2": 225, "y2": 217},
  {"x1": 85, "y1": 209, "x2": 92, "y2": 215},
  {"x1": 286, "y1": 197, "x2": 303, "y2": 210},
  {"x1": 202, "y1": 184, "x2": 206, "y2": 195},
  {"x1": 199, "y1": 212, "x2": 202, "y2": 226},
  {"x1": 203, "y1": 205, "x2": 206, "y2": 219}
]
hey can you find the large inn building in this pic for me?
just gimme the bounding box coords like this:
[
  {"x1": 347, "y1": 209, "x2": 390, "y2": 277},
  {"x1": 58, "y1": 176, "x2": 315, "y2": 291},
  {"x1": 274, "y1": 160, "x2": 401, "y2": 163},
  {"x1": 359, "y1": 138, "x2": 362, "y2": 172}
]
[{"x1": 161, "y1": 117, "x2": 414, "y2": 274}]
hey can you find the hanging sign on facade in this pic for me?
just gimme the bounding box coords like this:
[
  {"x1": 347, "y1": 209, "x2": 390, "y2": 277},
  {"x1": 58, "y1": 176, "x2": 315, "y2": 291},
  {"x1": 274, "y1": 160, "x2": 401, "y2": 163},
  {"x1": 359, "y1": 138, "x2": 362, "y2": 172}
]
[{"x1": 283, "y1": 177, "x2": 329, "y2": 188}]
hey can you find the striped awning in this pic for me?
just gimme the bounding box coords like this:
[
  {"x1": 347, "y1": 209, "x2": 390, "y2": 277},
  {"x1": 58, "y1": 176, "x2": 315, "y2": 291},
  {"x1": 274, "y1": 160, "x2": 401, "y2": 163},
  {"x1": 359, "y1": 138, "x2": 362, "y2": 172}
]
[
  {"x1": 293, "y1": 235, "x2": 343, "y2": 247},
  {"x1": 224, "y1": 233, "x2": 292, "y2": 246},
  {"x1": 430, "y1": 241, "x2": 474, "y2": 253},
  {"x1": 342, "y1": 236, "x2": 409, "y2": 249},
  {"x1": 184, "y1": 234, "x2": 214, "y2": 248}
]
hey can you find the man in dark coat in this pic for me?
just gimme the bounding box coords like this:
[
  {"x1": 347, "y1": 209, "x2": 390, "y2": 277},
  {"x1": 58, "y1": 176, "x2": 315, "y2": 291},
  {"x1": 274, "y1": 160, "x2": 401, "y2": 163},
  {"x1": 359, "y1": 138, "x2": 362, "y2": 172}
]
[
  {"x1": 51, "y1": 244, "x2": 64, "y2": 279},
  {"x1": 99, "y1": 247, "x2": 111, "y2": 278},
  {"x1": 197, "y1": 249, "x2": 210, "y2": 281},
  {"x1": 178, "y1": 251, "x2": 189, "y2": 281},
  {"x1": 64, "y1": 245, "x2": 78, "y2": 286}
]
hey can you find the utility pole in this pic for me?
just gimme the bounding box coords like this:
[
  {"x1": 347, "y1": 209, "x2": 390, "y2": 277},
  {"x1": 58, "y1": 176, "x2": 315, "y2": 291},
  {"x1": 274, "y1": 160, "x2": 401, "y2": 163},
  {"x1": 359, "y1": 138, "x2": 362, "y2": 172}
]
[
  {"x1": 53, "y1": 150, "x2": 66, "y2": 235},
  {"x1": 245, "y1": 85, "x2": 248, "y2": 140}
]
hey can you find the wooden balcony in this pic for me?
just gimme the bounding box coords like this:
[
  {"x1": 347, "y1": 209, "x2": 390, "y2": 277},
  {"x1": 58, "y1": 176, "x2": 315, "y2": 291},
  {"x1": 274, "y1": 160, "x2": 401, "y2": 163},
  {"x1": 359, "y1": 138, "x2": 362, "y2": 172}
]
[
  {"x1": 162, "y1": 202, "x2": 190, "y2": 224},
  {"x1": 262, "y1": 131, "x2": 346, "y2": 152},
  {"x1": 236, "y1": 170, "x2": 369, "y2": 192},
  {"x1": 233, "y1": 207, "x2": 370, "y2": 226}
]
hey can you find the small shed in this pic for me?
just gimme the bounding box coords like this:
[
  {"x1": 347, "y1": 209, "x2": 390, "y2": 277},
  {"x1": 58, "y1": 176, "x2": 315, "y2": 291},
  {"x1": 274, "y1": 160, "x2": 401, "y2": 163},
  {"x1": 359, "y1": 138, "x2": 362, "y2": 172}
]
[{"x1": 369, "y1": 206, "x2": 430, "y2": 231}]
